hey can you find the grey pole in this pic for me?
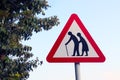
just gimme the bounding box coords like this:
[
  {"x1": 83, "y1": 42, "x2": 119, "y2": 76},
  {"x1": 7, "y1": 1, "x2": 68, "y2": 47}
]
[{"x1": 74, "y1": 63, "x2": 81, "y2": 80}]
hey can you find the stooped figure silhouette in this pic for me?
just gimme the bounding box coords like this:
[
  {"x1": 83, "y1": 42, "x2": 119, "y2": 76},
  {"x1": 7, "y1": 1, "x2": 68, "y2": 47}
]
[
  {"x1": 65, "y1": 31, "x2": 80, "y2": 56},
  {"x1": 77, "y1": 33, "x2": 89, "y2": 56}
]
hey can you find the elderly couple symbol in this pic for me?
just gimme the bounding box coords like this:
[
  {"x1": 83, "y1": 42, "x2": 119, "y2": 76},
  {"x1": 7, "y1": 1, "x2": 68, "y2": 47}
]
[{"x1": 65, "y1": 31, "x2": 89, "y2": 56}]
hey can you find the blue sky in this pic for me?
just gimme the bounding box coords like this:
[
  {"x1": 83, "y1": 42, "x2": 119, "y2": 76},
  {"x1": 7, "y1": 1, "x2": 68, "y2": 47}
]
[{"x1": 23, "y1": 0, "x2": 120, "y2": 80}]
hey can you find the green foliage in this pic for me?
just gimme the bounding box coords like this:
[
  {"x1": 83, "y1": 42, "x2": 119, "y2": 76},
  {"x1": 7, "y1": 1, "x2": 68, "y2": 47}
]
[{"x1": 0, "y1": 0, "x2": 59, "y2": 80}]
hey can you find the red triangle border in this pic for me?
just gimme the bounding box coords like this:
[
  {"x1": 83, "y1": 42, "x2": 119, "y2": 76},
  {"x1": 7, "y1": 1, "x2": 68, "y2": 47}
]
[{"x1": 46, "y1": 14, "x2": 106, "y2": 63}]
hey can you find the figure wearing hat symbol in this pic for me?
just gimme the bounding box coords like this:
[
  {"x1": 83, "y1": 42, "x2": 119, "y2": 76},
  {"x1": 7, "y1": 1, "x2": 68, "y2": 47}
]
[
  {"x1": 65, "y1": 31, "x2": 80, "y2": 56},
  {"x1": 77, "y1": 33, "x2": 89, "y2": 56}
]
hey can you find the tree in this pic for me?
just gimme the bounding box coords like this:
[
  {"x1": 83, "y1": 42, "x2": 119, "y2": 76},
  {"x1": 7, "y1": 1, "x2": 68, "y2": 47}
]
[{"x1": 0, "y1": 0, "x2": 59, "y2": 80}]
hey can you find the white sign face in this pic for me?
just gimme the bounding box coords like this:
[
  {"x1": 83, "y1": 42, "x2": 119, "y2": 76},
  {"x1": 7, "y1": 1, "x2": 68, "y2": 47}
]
[
  {"x1": 53, "y1": 21, "x2": 99, "y2": 58},
  {"x1": 47, "y1": 14, "x2": 105, "y2": 63}
]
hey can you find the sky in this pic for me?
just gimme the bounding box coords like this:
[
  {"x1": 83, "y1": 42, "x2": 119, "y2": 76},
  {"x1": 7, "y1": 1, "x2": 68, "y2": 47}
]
[{"x1": 22, "y1": 0, "x2": 120, "y2": 80}]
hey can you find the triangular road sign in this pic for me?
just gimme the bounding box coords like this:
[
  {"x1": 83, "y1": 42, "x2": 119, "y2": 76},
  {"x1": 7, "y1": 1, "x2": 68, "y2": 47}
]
[{"x1": 47, "y1": 14, "x2": 105, "y2": 63}]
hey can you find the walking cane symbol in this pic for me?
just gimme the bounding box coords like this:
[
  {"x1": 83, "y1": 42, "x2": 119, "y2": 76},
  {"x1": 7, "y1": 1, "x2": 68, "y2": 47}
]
[{"x1": 65, "y1": 45, "x2": 69, "y2": 56}]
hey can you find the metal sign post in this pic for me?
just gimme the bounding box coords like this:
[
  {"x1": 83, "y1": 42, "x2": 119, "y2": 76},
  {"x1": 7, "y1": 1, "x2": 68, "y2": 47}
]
[
  {"x1": 74, "y1": 63, "x2": 81, "y2": 80},
  {"x1": 46, "y1": 14, "x2": 105, "y2": 80}
]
